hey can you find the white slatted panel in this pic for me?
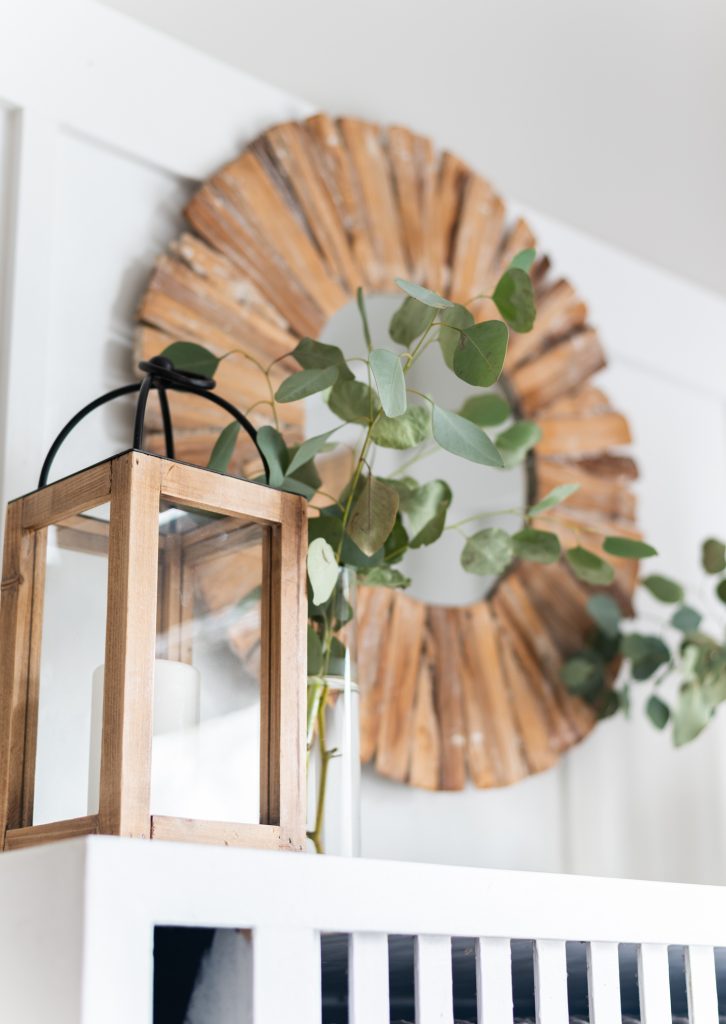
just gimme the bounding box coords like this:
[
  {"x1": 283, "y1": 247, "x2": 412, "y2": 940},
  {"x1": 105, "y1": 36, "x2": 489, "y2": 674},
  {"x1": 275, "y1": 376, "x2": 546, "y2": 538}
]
[
  {"x1": 414, "y1": 934, "x2": 454, "y2": 1024},
  {"x1": 243, "y1": 926, "x2": 321, "y2": 1023},
  {"x1": 587, "y1": 941, "x2": 622, "y2": 1022},
  {"x1": 685, "y1": 945, "x2": 719, "y2": 1024},
  {"x1": 637, "y1": 942, "x2": 672, "y2": 1023},
  {"x1": 349, "y1": 932, "x2": 389, "y2": 1023},
  {"x1": 533, "y1": 939, "x2": 569, "y2": 1024},
  {"x1": 476, "y1": 936, "x2": 513, "y2": 1024}
]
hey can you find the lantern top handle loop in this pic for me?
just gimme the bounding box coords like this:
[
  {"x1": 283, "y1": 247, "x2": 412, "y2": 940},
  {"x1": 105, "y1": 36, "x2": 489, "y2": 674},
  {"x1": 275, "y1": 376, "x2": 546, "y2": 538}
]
[{"x1": 38, "y1": 355, "x2": 269, "y2": 488}]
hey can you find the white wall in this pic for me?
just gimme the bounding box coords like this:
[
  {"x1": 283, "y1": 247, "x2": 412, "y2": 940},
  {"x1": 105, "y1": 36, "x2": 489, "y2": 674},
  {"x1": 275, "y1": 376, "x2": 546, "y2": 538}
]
[{"x1": 2, "y1": 0, "x2": 726, "y2": 883}]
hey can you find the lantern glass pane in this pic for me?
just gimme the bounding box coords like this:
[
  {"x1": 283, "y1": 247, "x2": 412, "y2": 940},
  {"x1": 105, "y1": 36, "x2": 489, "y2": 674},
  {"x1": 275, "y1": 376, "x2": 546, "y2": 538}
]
[
  {"x1": 33, "y1": 503, "x2": 111, "y2": 825},
  {"x1": 151, "y1": 501, "x2": 267, "y2": 823}
]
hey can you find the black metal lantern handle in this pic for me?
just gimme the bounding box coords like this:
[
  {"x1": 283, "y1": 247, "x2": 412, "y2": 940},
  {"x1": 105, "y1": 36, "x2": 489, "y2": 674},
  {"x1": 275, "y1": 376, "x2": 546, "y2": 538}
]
[{"x1": 38, "y1": 356, "x2": 269, "y2": 488}]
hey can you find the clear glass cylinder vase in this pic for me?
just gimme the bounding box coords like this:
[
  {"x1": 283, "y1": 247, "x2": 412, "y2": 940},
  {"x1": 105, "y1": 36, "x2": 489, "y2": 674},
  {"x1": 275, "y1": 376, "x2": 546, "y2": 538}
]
[{"x1": 307, "y1": 566, "x2": 361, "y2": 856}]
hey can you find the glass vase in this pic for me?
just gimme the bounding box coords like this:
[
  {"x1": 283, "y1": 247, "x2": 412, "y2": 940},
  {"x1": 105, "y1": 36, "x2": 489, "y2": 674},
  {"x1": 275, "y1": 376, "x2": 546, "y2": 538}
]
[{"x1": 307, "y1": 566, "x2": 361, "y2": 856}]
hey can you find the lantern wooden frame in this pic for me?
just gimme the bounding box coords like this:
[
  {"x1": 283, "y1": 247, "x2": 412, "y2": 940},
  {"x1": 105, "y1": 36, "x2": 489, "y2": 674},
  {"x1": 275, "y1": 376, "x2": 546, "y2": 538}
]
[{"x1": 0, "y1": 450, "x2": 307, "y2": 853}]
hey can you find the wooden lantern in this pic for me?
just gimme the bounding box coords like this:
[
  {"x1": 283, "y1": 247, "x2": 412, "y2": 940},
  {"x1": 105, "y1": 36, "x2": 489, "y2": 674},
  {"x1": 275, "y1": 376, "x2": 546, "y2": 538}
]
[{"x1": 0, "y1": 367, "x2": 307, "y2": 853}]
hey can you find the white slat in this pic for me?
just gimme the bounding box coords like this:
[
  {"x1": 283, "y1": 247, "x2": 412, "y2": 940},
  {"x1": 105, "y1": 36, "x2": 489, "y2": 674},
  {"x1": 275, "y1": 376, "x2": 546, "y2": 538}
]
[
  {"x1": 685, "y1": 944, "x2": 719, "y2": 1024},
  {"x1": 637, "y1": 942, "x2": 672, "y2": 1023},
  {"x1": 476, "y1": 937, "x2": 514, "y2": 1024},
  {"x1": 533, "y1": 939, "x2": 569, "y2": 1024},
  {"x1": 241, "y1": 926, "x2": 321, "y2": 1023},
  {"x1": 587, "y1": 941, "x2": 622, "y2": 1022},
  {"x1": 414, "y1": 934, "x2": 454, "y2": 1024},
  {"x1": 349, "y1": 932, "x2": 389, "y2": 1023}
]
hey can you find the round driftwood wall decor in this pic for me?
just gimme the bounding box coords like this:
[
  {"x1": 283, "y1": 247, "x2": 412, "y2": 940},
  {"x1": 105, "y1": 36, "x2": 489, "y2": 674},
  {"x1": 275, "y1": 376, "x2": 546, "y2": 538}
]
[{"x1": 135, "y1": 115, "x2": 641, "y2": 791}]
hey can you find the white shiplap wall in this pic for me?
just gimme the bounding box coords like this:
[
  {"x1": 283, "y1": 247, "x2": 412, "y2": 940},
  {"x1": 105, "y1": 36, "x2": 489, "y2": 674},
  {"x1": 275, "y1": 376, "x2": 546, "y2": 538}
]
[{"x1": 1, "y1": 0, "x2": 726, "y2": 881}]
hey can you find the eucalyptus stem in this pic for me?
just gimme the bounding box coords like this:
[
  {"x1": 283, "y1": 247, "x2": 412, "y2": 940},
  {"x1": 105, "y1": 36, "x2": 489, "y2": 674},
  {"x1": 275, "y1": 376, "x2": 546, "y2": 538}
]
[{"x1": 222, "y1": 347, "x2": 281, "y2": 430}]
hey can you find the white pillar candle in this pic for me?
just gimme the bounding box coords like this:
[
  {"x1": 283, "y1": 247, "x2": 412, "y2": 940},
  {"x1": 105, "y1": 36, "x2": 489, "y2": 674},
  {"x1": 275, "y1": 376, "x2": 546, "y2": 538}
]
[{"x1": 87, "y1": 659, "x2": 201, "y2": 815}]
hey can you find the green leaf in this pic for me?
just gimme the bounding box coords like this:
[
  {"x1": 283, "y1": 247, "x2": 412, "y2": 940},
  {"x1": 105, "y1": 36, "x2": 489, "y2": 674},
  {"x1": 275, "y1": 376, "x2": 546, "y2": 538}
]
[
  {"x1": 672, "y1": 682, "x2": 712, "y2": 746},
  {"x1": 461, "y1": 528, "x2": 514, "y2": 576},
  {"x1": 384, "y1": 515, "x2": 409, "y2": 564},
  {"x1": 702, "y1": 538, "x2": 726, "y2": 574},
  {"x1": 371, "y1": 406, "x2": 430, "y2": 449},
  {"x1": 457, "y1": 394, "x2": 510, "y2": 427},
  {"x1": 586, "y1": 593, "x2": 622, "y2": 638},
  {"x1": 646, "y1": 694, "x2": 670, "y2": 730},
  {"x1": 432, "y1": 405, "x2": 504, "y2": 467},
  {"x1": 307, "y1": 537, "x2": 339, "y2": 606},
  {"x1": 292, "y1": 337, "x2": 354, "y2": 380},
  {"x1": 529, "y1": 483, "x2": 580, "y2": 515},
  {"x1": 496, "y1": 420, "x2": 542, "y2": 468},
  {"x1": 307, "y1": 624, "x2": 323, "y2": 675},
  {"x1": 603, "y1": 537, "x2": 658, "y2": 559},
  {"x1": 282, "y1": 457, "x2": 321, "y2": 500},
  {"x1": 347, "y1": 476, "x2": 399, "y2": 557},
  {"x1": 402, "y1": 480, "x2": 452, "y2": 548},
  {"x1": 275, "y1": 366, "x2": 339, "y2": 403},
  {"x1": 620, "y1": 634, "x2": 670, "y2": 680},
  {"x1": 286, "y1": 429, "x2": 338, "y2": 477},
  {"x1": 357, "y1": 565, "x2": 411, "y2": 589},
  {"x1": 356, "y1": 287, "x2": 372, "y2": 351},
  {"x1": 328, "y1": 379, "x2": 379, "y2": 424},
  {"x1": 160, "y1": 341, "x2": 220, "y2": 378},
  {"x1": 561, "y1": 653, "x2": 604, "y2": 698},
  {"x1": 717, "y1": 579, "x2": 726, "y2": 605},
  {"x1": 453, "y1": 320, "x2": 509, "y2": 387},
  {"x1": 256, "y1": 425, "x2": 288, "y2": 487},
  {"x1": 566, "y1": 546, "x2": 615, "y2": 586},
  {"x1": 512, "y1": 528, "x2": 560, "y2": 564},
  {"x1": 389, "y1": 296, "x2": 435, "y2": 347},
  {"x1": 437, "y1": 304, "x2": 474, "y2": 369},
  {"x1": 510, "y1": 248, "x2": 536, "y2": 272},
  {"x1": 643, "y1": 574, "x2": 684, "y2": 604},
  {"x1": 671, "y1": 605, "x2": 702, "y2": 633},
  {"x1": 206, "y1": 421, "x2": 240, "y2": 474},
  {"x1": 369, "y1": 348, "x2": 407, "y2": 417},
  {"x1": 395, "y1": 277, "x2": 454, "y2": 309},
  {"x1": 492, "y1": 267, "x2": 536, "y2": 333}
]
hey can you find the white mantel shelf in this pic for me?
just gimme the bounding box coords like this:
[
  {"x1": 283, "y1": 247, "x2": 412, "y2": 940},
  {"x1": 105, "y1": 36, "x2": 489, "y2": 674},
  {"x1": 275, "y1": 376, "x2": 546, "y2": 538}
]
[{"x1": 1, "y1": 836, "x2": 725, "y2": 1022}]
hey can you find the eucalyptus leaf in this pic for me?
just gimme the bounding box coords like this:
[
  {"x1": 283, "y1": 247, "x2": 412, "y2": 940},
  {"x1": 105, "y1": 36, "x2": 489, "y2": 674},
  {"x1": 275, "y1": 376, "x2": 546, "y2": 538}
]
[
  {"x1": 586, "y1": 593, "x2": 622, "y2": 638},
  {"x1": 492, "y1": 267, "x2": 536, "y2": 332},
  {"x1": 371, "y1": 406, "x2": 430, "y2": 449},
  {"x1": 672, "y1": 682, "x2": 712, "y2": 747},
  {"x1": 620, "y1": 633, "x2": 670, "y2": 680},
  {"x1": 389, "y1": 296, "x2": 435, "y2": 346},
  {"x1": 256, "y1": 425, "x2": 288, "y2": 487},
  {"x1": 357, "y1": 565, "x2": 411, "y2": 590},
  {"x1": 395, "y1": 277, "x2": 454, "y2": 309},
  {"x1": 671, "y1": 605, "x2": 702, "y2": 633},
  {"x1": 286, "y1": 428, "x2": 338, "y2": 477},
  {"x1": 432, "y1": 405, "x2": 504, "y2": 467},
  {"x1": 512, "y1": 528, "x2": 560, "y2": 564},
  {"x1": 453, "y1": 320, "x2": 509, "y2": 387},
  {"x1": 496, "y1": 421, "x2": 542, "y2": 468},
  {"x1": 461, "y1": 528, "x2": 514, "y2": 576},
  {"x1": 160, "y1": 341, "x2": 220, "y2": 378},
  {"x1": 207, "y1": 421, "x2": 240, "y2": 474},
  {"x1": 307, "y1": 537, "x2": 339, "y2": 606},
  {"x1": 561, "y1": 653, "x2": 604, "y2": 697},
  {"x1": 437, "y1": 304, "x2": 474, "y2": 369},
  {"x1": 281, "y1": 457, "x2": 321, "y2": 499},
  {"x1": 328, "y1": 379, "x2": 380, "y2": 424},
  {"x1": 717, "y1": 579, "x2": 726, "y2": 605},
  {"x1": 275, "y1": 366, "x2": 339, "y2": 403},
  {"x1": 403, "y1": 480, "x2": 453, "y2": 548},
  {"x1": 643, "y1": 574, "x2": 684, "y2": 604},
  {"x1": 603, "y1": 537, "x2": 658, "y2": 559},
  {"x1": 529, "y1": 483, "x2": 580, "y2": 515},
  {"x1": 646, "y1": 694, "x2": 670, "y2": 730},
  {"x1": 457, "y1": 393, "x2": 510, "y2": 427},
  {"x1": 307, "y1": 624, "x2": 323, "y2": 675},
  {"x1": 566, "y1": 546, "x2": 615, "y2": 586},
  {"x1": 510, "y1": 248, "x2": 536, "y2": 272},
  {"x1": 370, "y1": 348, "x2": 407, "y2": 417},
  {"x1": 384, "y1": 515, "x2": 409, "y2": 564},
  {"x1": 347, "y1": 476, "x2": 399, "y2": 557},
  {"x1": 292, "y1": 337, "x2": 354, "y2": 380},
  {"x1": 702, "y1": 538, "x2": 726, "y2": 574}
]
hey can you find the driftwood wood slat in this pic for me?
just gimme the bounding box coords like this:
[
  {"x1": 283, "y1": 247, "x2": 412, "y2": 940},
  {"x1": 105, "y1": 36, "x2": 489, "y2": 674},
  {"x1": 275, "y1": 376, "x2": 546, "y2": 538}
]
[{"x1": 134, "y1": 114, "x2": 640, "y2": 791}]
